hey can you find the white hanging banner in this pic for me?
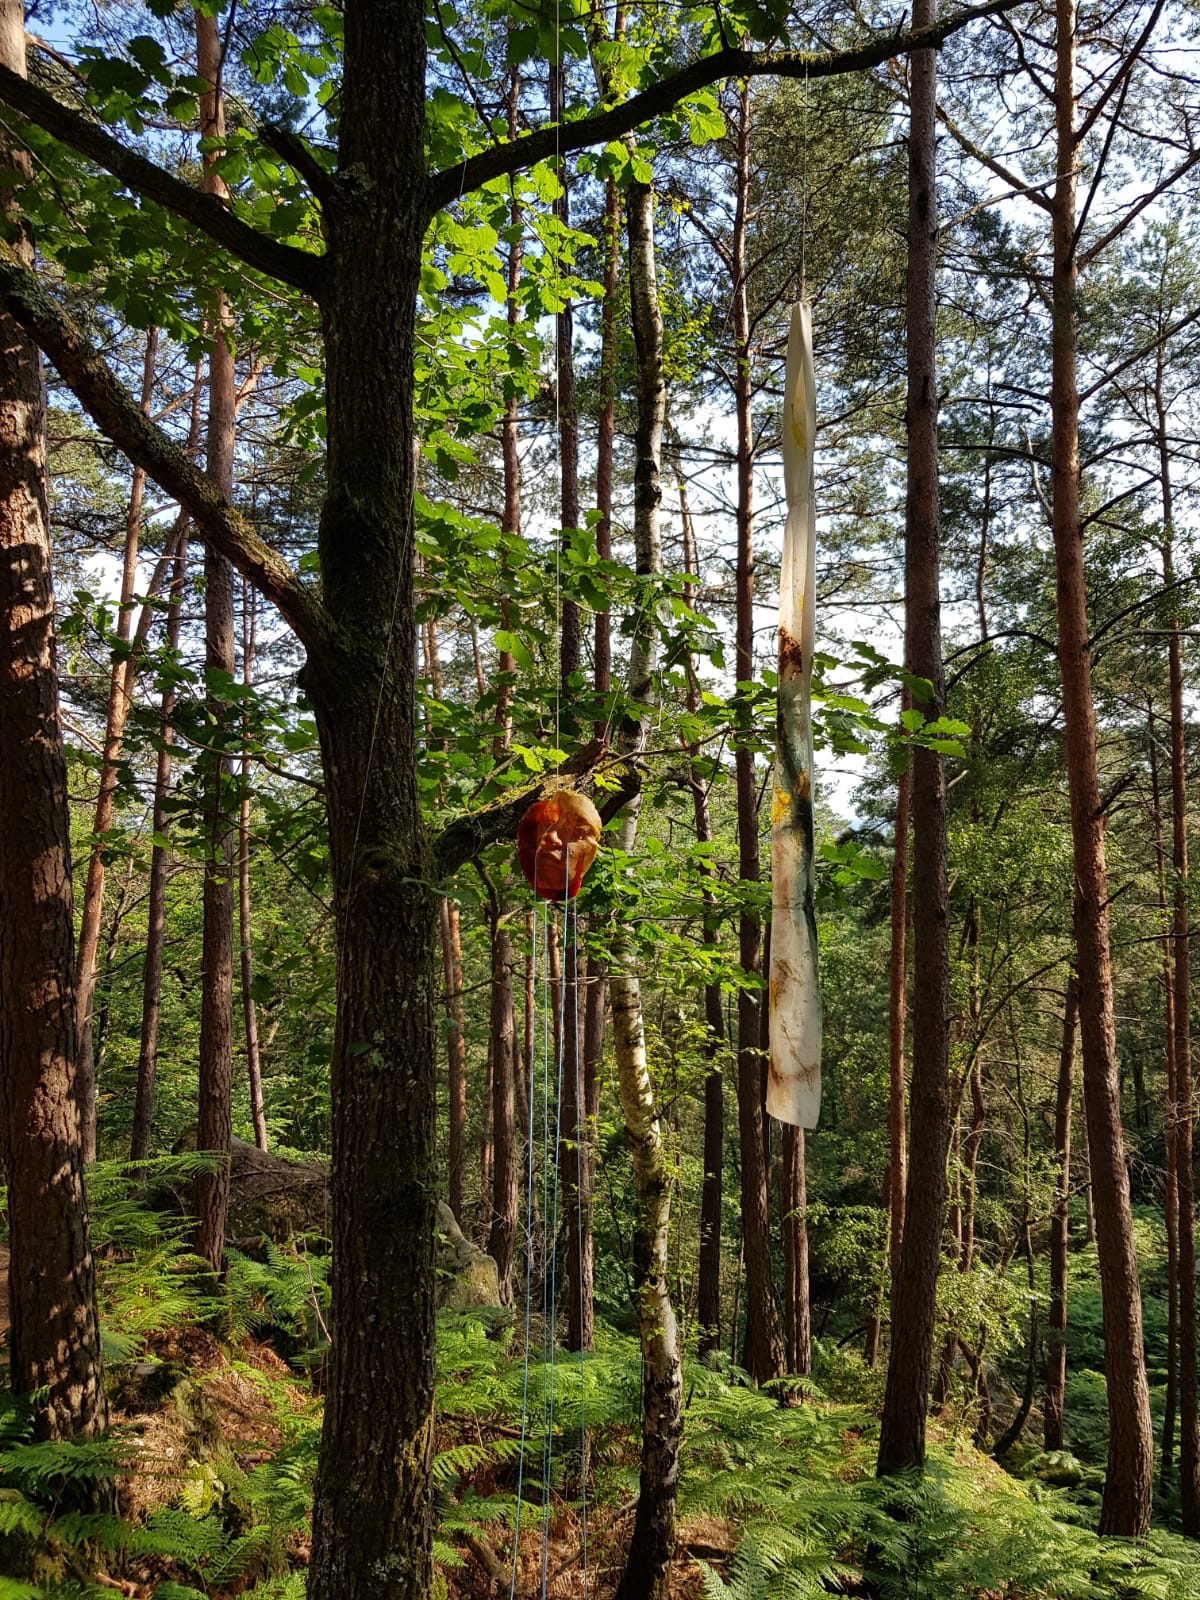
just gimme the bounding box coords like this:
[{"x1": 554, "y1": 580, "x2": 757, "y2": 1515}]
[{"x1": 767, "y1": 300, "x2": 822, "y2": 1129}]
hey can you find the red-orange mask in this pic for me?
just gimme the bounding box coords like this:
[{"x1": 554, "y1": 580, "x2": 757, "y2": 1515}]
[{"x1": 517, "y1": 790, "x2": 602, "y2": 900}]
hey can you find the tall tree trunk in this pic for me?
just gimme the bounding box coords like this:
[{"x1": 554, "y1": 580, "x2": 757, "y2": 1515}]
[
  {"x1": 730, "y1": 80, "x2": 785, "y2": 1385},
  {"x1": 484, "y1": 142, "x2": 521, "y2": 1306},
  {"x1": 1156, "y1": 367, "x2": 1198, "y2": 1530},
  {"x1": 193, "y1": 10, "x2": 237, "y2": 1274},
  {"x1": 0, "y1": 0, "x2": 106, "y2": 1439},
  {"x1": 1150, "y1": 698, "x2": 1180, "y2": 1482},
  {"x1": 781, "y1": 1125, "x2": 810, "y2": 1376},
  {"x1": 673, "y1": 428, "x2": 725, "y2": 1358},
  {"x1": 440, "y1": 897, "x2": 468, "y2": 1224},
  {"x1": 304, "y1": 0, "x2": 439, "y2": 1585},
  {"x1": 610, "y1": 166, "x2": 682, "y2": 1600},
  {"x1": 1044, "y1": 975, "x2": 1077, "y2": 1451},
  {"x1": 131, "y1": 367, "x2": 203, "y2": 1165},
  {"x1": 888, "y1": 696, "x2": 911, "y2": 1300},
  {"x1": 239, "y1": 579, "x2": 268, "y2": 1150},
  {"x1": 575, "y1": 143, "x2": 621, "y2": 1347},
  {"x1": 74, "y1": 326, "x2": 157, "y2": 1160},
  {"x1": 1049, "y1": 0, "x2": 1153, "y2": 1535},
  {"x1": 877, "y1": 0, "x2": 951, "y2": 1478},
  {"x1": 486, "y1": 890, "x2": 517, "y2": 1306}
]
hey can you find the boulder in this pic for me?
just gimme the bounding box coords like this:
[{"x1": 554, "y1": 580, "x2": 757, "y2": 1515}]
[{"x1": 436, "y1": 1202, "x2": 502, "y2": 1310}]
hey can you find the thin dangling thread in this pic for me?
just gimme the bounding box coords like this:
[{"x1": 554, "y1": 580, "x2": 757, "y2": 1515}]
[
  {"x1": 575, "y1": 883, "x2": 588, "y2": 1598},
  {"x1": 800, "y1": 62, "x2": 809, "y2": 302}
]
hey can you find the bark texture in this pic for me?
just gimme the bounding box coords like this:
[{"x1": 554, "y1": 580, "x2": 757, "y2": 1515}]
[
  {"x1": 877, "y1": 0, "x2": 951, "y2": 1478},
  {"x1": 0, "y1": 0, "x2": 105, "y2": 1440},
  {"x1": 239, "y1": 581, "x2": 268, "y2": 1150},
  {"x1": 1048, "y1": 0, "x2": 1153, "y2": 1534},
  {"x1": 730, "y1": 81, "x2": 785, "y2": 1385},
  {"x1": 193, "y1": 9, "x2": 237, "y2": 1274},
  {"x1": 302, "y1": 0, "x2": 440, "y2": 1588},
  {"x1": 1043, "y1": 976, "x2": 1077, "y2": 1451}
]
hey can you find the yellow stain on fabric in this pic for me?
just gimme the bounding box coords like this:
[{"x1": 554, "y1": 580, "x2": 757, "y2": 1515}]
[{"x1": 790, "y1": 403, "x2": 806, "y2": 453}]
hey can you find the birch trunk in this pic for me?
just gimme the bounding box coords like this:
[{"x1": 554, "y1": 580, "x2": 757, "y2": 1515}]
[{"x1": 610, "y1": 167, "x2": 681, "y2": 1600}]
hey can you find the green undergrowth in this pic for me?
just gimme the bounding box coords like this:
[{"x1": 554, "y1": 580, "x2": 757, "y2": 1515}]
[{"x1": 4, "y1": 1177, "x2": 1200, "y2": 1597}]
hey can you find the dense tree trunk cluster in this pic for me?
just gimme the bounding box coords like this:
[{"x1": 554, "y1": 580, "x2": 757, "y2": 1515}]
[{"x1": 2, "y1": 0, "x2": 1198, "y2": 1591}]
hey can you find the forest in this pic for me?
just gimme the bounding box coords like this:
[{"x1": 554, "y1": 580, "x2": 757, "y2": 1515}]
[{"x1": 3, "y1": 0, "x2": 1200, "y2": 1594}]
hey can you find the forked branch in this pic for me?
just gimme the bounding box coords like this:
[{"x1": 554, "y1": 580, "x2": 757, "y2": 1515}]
[{"x1": 0, "y1": 241, "x2": 332, "y2": 658}]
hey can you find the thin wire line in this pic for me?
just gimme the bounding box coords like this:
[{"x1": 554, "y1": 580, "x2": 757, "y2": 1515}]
[
  {"x1": 801, "y1": 63, "x2": 809, "y2": 301},
  {"x1": 575, "y1": 888, "x2": 588, "y2": 1598}
]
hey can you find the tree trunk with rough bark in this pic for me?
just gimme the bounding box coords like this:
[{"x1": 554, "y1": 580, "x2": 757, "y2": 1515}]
[
  {"x1": 781, "y1": 1125, "x2": 810, "y2": 1376},
  {"x1": 0, "y1": 0, "x2": 106, "y2": 1439},
  {"x1": 877, "y1": 0, "x2": 951, "y2": 1478},
  {"x1": 1149, "y1": 705, "x2": 1179, "y2": 1482},
  {"x1": 1156, "y1": 370, "x2": 1198, "y2": 1532},
  {"x1": 1048, "y1": 0, "x2": 1153, "y2": 1535},
  {"x1": 440, "y1": 897, "x2": 468, "y2": 1225},
  {"x1": 730, "y1": 80, "x2": 784, "y2": 1386},
  {"x1": 239, "y1": 580, "x2": 268, "y2": 1150},
  {"x1": 1044, "y1": 976, "x2": 1077, "y2": 1451},
  {"x1": 888, "y1": 699, "x2": 910, "y2": 1300},
  {"x1": 193, "y1": 10, "x2": 237, "y2": 1274},
  {"x1": 486, "y1": 901, "x2": 517, "y2": 1306},
  {"x1": 673, "y1": 429, "x2": 725, "y2": 1358}
]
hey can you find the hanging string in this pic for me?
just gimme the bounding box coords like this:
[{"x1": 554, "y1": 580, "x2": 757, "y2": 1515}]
[
  {"x1": 575, "y1": 882, "x2": 588, "y2": 1599},
  {"x1": 800, "y1": 62, "x2": 809, "y2": 302}
]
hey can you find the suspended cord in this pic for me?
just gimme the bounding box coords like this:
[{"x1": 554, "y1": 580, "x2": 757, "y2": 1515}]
[
  {"x1": 800, "y1": 62, "x2": 809, "y2": 302},
  {"x1": 575, "y1": 885, "x2": 588, "y2": 1599}
]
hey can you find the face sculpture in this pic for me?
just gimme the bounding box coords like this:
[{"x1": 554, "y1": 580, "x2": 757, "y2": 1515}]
[{"x1": 517, "y1": 790, "x2": 602, "y2": 900}]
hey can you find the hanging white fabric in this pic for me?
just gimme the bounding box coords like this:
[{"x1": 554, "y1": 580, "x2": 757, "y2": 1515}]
[{"x1": 767, "y1": 300, "x2": 822, "y2": 1129}]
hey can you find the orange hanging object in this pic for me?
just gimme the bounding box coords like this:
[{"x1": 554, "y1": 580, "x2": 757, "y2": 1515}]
[{"x1": 517, "y1": 790, "x2": 602, "y2": 900}]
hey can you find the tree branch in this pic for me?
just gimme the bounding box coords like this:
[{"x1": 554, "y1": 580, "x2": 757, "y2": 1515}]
[
  {"x1": 936, "y1": 99, "x2": 1053, "y2": 212},
  {"x1": 1079, "y1": 146, "x2": 1200, "y2": 268},
  {"x1": 434, "y1": 741, "x2": 632, "y2": 877},
  {"x1": 259, "y1": 121, "x2": 339, "y2": 205},
  {"x1": 0, "y1": 241, "x2": 332, "y2": 661},
  {"x1": 426, "y1": 0, "x2": 1022, "y2": 213},
  {"x1": 0, "y1": 59, "x2": 324, "y2": 294}
]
